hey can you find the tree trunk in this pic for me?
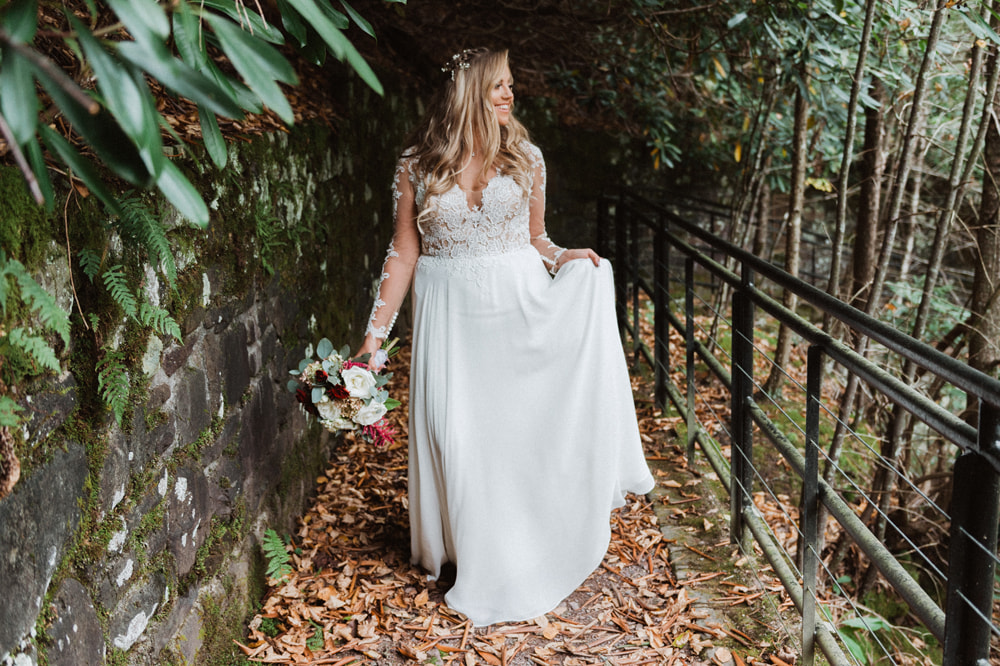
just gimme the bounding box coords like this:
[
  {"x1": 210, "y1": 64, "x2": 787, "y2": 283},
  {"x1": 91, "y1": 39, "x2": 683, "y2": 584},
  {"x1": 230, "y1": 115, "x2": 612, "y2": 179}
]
[
  {"x1": 762, "y1": 73, "x2": 808, "y2": 398},
  {"x1": 851, "y1": 79, "x2": 887, "y2": 314},
  {"x1": 970, "y1": 96, "x2": 1000, "y2": 381}
]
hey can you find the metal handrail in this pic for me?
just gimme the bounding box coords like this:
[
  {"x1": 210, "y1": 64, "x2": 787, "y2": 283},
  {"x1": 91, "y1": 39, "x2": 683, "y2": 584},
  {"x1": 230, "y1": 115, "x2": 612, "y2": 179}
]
[{"x1": 601, "y1": 189, "x2": 1000, "y2": 666}]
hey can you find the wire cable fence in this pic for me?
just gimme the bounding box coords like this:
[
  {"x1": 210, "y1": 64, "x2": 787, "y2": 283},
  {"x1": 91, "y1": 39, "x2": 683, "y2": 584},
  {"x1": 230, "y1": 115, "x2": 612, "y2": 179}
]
[{"x1": 597, "y1": 190, "x2": 1000, "y2": 666}]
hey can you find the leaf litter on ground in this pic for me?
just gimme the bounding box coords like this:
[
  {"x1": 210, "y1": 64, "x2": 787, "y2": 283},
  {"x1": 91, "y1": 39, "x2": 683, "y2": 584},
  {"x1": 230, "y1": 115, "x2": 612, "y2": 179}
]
[{"x1": 237, "y1": 343, "x2": 781, "y2": 665}]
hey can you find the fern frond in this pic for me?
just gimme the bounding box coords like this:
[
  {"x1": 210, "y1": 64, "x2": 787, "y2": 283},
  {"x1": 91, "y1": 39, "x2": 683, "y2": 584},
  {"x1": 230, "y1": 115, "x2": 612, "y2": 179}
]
[
  {"x1": 97, "y1": 348, "x2": 130, "y2": 425},
  {"x1": 78, "y1": 248, "x2": 102, "y2": 284},
  {"x1": 0, "y1": 396, "x2": 24, "y2": 428},
  {"x1": 8, "y1": 328, "x2": 61, "y2": 374},
  {"x1": 117, "y1": 193, "x2": 177, "y2": 287},
  {"x1": 14, "y1": 273, "x2": 71, "y2": 346},
  {"x1": 139, "y1": 302, "x2": 182, "y2": 341},
  {"x1": 261, "y1": 528, "x2": 293, "y2": 581},
  {"x1": 102, "y1": 265, "x2": 138, "y2": 319}
]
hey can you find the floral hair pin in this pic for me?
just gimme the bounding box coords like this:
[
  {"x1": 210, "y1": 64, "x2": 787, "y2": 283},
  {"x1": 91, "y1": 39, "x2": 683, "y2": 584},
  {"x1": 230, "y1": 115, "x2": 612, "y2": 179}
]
[{"x1": 442, "y1": 50, "x2": 474, "y2": 81}]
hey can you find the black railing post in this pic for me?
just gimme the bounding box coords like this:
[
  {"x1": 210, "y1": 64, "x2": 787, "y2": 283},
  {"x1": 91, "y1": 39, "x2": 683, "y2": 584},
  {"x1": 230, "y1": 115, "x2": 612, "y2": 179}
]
[
  {"x1": 802, "y1": 345, "x2": 822, "y2": 666},
  {"x1": 653, "y1": 214, "x2": 669, "y2": 410},
  {"x1": 614, "y1": 189, "x2": 629, "y2": 338},
  {"x1": 943, "y1": 400, "x2": 1000, "y2": 666},
  {"x1": 730, "y1": 263, "x2": 755, "y2": 551},
  {"x1": 685, "y1": 256, "x2": 696, "y2": 464}
]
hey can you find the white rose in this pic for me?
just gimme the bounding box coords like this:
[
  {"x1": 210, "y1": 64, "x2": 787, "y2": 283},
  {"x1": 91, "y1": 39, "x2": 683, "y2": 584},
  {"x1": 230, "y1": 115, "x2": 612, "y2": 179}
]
[
  {"x1": 354, "y1": 401, "x2": 387, "y2": 426},
  {"x1": 342, "y1": 366, "x2": 377, "y2": 398},
  {"x1": 314, "y1": 398, "x2": 342, "y2": 422}
]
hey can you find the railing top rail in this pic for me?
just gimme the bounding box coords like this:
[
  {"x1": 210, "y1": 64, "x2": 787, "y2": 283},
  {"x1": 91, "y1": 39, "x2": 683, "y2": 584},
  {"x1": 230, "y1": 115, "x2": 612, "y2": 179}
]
[{"x1": 615, "y1": 189, "x2": 1000, "y2": 415}]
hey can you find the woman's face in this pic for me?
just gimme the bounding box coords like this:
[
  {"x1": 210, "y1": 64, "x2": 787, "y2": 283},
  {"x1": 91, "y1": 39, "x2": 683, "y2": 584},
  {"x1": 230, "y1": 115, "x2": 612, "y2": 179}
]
[{"x1": 490, "y1": 64, "x2": 514, "y2": 127}]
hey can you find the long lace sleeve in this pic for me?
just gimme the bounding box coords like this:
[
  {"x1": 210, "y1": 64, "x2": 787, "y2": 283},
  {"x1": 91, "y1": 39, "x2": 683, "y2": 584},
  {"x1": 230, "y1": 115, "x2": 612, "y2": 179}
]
[
  {"x1": 364, "y1": 158, "x2": 421, "y2": 343},
  {"x1": 526, "y1": 144, "x2": 566, "y2": 275}
]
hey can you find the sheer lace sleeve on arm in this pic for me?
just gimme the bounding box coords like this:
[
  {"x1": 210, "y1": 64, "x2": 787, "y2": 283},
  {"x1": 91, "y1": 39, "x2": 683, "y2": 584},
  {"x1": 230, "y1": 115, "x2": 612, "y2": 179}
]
[
  {"x1": 364, "y1": 158, "x2": 421, "y2": 343},
  {"x1": 526, "y1": 144, "x2": 566, "y2": 275}
]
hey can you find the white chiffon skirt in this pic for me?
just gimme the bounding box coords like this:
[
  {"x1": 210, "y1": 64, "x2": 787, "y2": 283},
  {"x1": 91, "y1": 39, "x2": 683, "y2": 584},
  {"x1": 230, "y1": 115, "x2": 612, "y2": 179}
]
[{"x1": 407, "y1": 245, "x2": 655, "y2": 626}]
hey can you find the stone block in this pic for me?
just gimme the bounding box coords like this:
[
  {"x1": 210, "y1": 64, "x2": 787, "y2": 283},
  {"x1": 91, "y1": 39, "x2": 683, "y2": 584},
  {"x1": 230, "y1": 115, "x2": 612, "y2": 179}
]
[
  {"x1": 170, "y1": 365, "x2": 212, "y2": 450},
  {"x1": 0, "y1": 444, "x2": 87, "y2": 657},
  {"x1": 222, "y1": 322, "x2": 251, "y2": 407},
  {"x1": 20, "y1": 373, "x2": 77, "y2": 446},
  {"x1": 237, "y1": 380, "x2": 278, "y2": 512},
  {"x1": 47, "y1": 578, "x2": 104, "y2": 666},
  {"x1": 166, "y1": 467, "x2": 211, "y2": 576},
  {"x1": 151, "y1": 584, "x2": 198, "y2": 657},
  {"x1": 108, "y1": 572, "x2": 167, "y2": 652}
]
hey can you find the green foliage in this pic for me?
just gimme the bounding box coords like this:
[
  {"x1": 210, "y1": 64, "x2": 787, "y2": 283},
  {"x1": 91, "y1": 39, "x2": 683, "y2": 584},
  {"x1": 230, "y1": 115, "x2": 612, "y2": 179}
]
[
  {"x1": 0, "y1": 395, "x2": 23, "y2": 427},
  {"x1": 254, "y1": 200, "x2": 284, "y2": 276},
  {"x1": 78, "y1": 247, "x2": 102, "y2": 284},
  {"x1": 0, "y1": 0, "x2": 390, "y2": 224},
  {"x1": 115, "y1": 193, "x2": 177, "y2": 287},
  {"x1": 7, "y1": 328, "x2": 60, "y2": 373},
  {"x1": 97, "y1": 348, "x2": 130, "y2": 425},
  {"x1": 262, "y1": 529, "x2": 293, "y2": 581},
  {"x1": 306, "y1": 620, "x2": 324, "y2": 651},
  {"x1": 102, "y1": 265, "x2": 138, "y2": 319},
  {"x1": 139, "y1": 302, "x2": 182, "y2": 341}
]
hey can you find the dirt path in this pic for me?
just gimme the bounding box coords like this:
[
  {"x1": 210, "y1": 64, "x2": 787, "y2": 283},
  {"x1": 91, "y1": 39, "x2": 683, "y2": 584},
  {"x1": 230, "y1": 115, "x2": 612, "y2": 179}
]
[{"x1": 238, "y1": 347, "x2": 795, "y2": 665}]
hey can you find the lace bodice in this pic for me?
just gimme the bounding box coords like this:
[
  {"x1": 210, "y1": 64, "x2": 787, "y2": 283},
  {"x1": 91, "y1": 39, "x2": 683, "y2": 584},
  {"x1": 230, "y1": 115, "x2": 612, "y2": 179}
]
[{"x1": 364, "y1": 142, "x2": 565, "y2": 342}]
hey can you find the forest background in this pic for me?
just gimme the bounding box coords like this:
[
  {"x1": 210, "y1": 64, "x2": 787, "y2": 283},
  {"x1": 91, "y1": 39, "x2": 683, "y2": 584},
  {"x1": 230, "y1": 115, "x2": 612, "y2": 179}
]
[{"x1": 1, "y1": 0, "x2": 999, "y2": 663}]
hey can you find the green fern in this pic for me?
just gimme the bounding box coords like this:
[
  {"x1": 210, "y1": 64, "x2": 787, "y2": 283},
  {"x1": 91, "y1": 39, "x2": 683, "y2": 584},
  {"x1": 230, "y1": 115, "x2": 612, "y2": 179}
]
[
  {"x1": 116, "y1": 193, "x2": 177, "y2": 287},
  {"x1": 8, "y1": 328, "x2": 61, "y2": 373},
  {"x1": 97, "y1": 349, "x2": 130, "y2": 425},
  {"x1": 139, "y1": 302, "x2": 182, "y2": 341},
  {"x1": 0, "y1": 396, "x2": 23, "y2": 428},
  {"x1": 78, "y1": 248, "x2": 102, "y2": 284},
  {"x1": 102, "y1": 265, "x2": 138, "y2": 319},
  {"x1": 262, "y1": 529, "x2": 293, "y2": 581},
  {"x1": 306, "y1": 620, "x2": 324, "y2": 651},
  {"x1": 0, "y1": 250, "x2": 70, "y2": 346}
]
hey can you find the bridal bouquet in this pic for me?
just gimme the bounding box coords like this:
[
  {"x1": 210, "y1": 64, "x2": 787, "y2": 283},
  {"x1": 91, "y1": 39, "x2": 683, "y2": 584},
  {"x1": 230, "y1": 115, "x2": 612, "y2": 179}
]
[{"x1": 287, "y1": 338, "x2": 400, "y2": 447}]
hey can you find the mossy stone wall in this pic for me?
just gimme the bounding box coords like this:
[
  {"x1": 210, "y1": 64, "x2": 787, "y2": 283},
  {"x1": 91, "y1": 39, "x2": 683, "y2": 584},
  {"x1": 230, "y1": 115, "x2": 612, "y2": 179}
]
[{"x1": 0, "y1": 78, "x2": 418, "y2": 666}]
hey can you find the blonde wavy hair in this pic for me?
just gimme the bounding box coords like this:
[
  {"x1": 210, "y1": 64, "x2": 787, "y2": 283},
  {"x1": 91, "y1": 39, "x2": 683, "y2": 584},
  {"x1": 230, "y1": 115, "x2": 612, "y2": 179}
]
[{"x1": 404, "y1": 48, "x2": 534, "y2": 221}]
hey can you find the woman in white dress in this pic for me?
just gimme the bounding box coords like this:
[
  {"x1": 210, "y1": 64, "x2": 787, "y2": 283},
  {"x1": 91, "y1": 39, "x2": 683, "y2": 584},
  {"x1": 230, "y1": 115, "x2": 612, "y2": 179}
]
[{"x1": 356, "y1": 47, "x2": 654, "y2": 626}]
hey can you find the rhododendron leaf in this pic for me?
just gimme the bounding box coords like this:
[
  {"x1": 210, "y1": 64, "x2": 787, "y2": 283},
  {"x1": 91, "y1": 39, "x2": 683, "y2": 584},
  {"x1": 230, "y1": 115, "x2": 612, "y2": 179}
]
[
  {"x1": 384, "y1": 398, "x2": 401, "y2": 410},
  {"x1": 287, "y1": 380, "x2": 299, "y2": 393},
  {"x1": 317, "y1": 338, "x2": 333, "y2": 359},
  {"x1": 311, "y1": 387, "x2": 325, "y2": 403}
]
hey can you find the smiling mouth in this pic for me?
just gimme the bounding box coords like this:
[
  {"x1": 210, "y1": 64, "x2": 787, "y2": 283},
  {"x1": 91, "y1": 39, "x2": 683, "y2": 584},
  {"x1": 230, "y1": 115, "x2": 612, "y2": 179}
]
[{"x1": 496, "y1": 104, "x2": 510, "y2": 112}]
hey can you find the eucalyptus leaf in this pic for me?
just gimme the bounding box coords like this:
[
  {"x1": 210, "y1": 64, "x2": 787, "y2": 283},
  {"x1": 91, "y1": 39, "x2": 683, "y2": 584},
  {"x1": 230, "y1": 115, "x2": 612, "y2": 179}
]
[
  {"x1": 155, "y1": 159, "x2": 209, "y2": 227},
  {"x1": 287, "y1": 379, "x2": 300, "y2": 393},
  {"x1": 299, "y1": 358, "x2": 310, "y2": 372},
  {"x1": 311, "y1": 386, "x2": 325, "y2": 403},
  {"x1": 39, "y1": 125, "x2": 123, "y2": 215},
  {"x1": 204, "y1": 13, "x2": 296, "y2": 124},
  {"x1": 198, "y1": 105, "x2": 228, "y2": 169},
  {"x1": 105, "y1": 0, "x2": 170, "y2": 45},
  {"x1": 317, "y1": 338, "x2": 334, "y2": 359},
  {"x1": 339, "y1": 344, "x2": 351, "y2": 358},
  {"x1": 2, "y1": 0, "x2": 39, "y2": 42}
]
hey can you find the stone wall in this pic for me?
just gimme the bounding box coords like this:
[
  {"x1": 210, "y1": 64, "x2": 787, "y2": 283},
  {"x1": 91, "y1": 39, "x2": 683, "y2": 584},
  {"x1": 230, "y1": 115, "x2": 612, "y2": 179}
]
[{"x1": 0, "y1": 77, "x2": 418, "y2": 666}]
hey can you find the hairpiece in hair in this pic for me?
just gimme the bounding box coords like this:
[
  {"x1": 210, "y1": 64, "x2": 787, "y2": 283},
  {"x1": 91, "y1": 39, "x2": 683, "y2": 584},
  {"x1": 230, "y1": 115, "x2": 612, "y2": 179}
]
[{"x1": 441, "y1": 49, "x2": 474, "y2": 81}]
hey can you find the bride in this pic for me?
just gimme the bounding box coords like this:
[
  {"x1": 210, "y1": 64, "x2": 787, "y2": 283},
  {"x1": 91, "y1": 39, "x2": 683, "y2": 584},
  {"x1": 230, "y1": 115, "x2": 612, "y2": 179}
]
[{"x1": 356, "y1": 47, "x2": 654, "y2": 626}]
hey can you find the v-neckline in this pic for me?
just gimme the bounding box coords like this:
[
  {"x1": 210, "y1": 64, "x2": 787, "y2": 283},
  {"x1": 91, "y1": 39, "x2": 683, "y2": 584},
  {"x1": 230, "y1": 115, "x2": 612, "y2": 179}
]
[{"x1": 458, "y1": 171, "x2": 500, "y2": 212}]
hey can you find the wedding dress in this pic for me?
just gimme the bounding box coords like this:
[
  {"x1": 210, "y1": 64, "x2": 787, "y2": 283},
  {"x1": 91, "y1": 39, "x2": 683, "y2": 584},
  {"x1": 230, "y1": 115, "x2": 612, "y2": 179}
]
[{"x1": 365, "y1": 142, "x2": 654, "y2": 626}]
